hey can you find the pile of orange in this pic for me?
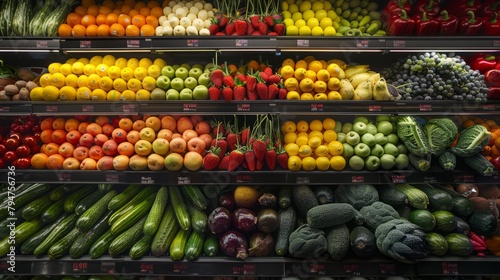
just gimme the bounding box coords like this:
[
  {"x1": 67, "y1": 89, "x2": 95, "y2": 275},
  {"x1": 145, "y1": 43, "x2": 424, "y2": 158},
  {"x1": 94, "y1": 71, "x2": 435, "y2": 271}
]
[
  {"x1": 58, "y1": 0, "x2": 166, "y2": 37},
  {"x1": 459, "y1": 117, "x2": 500, "y2": 160}
]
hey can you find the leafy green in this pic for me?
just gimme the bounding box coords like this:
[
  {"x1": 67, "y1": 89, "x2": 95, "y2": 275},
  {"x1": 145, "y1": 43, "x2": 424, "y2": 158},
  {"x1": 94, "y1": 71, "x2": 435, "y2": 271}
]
[
  {"x1": 424, "y1": 118, "x2": 458, "y2": 156},
  {"x1": 397, "y1": 116, "x2": 431, "y2": 157},
  {"x1": 451, "y1": 124, "x2": 491, "y2": 157}
]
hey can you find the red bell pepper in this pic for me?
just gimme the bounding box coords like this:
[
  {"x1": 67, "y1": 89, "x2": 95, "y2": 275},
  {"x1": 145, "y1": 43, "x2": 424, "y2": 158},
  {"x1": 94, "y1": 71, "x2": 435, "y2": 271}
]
[
  {"x1": 485, "y1": 69, "x2": 500, "y2": 86},
  {"x1": 478, "y1": 1, "x2": 500, "y2": 18},
  {"x1": 488, "y1": 87, "x2": 500, "y2": 99},
  {"x1": 470, "y1": 54, "x2": 497, "y2": 73},
  {"x1": 446, "y1": 0, "x2": 482, "y2": 19},
  {"x1": 387, "y1": 10, "x2": 416, "y2": 36},
  {"x1": 469, "y1": 232, "x2": 487, "y2": 257},
  {"x1": 411, "y1": 0, "x2": 441, "y2": 18},
  {"x1": 458, "y1": 11, "x2": 485, "y2": 35},
  {"x1": 413, "y1": 12, "x2": 439, "y2": 36},
  {"x1": 436, "y1": 10, "x2": 459, "y2": 36},
  {"x1": 482, "y1": 12, "x2": 500, "y2": 36},
  {"x1": 382, "y1": 0, "x2": 412, "y2": 21}
]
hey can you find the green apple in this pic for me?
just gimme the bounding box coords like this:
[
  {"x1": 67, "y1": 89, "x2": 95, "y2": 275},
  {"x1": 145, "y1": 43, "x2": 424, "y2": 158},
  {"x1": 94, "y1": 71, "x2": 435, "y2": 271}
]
[
  {"x1": 397, "y1": 144, "x2": 408, "y2": 155},
  {"x1": 175, "y1": 67, "x2": 189, "y2": 80},
  {"x1": 150, "y1": 88, "x2": 166, "y2": 100},
  {"x1": 204, "y1": 63, "x2": 216, "y2": 72},
  {"x1": 361, "y1": 133, "x2": 376, "y2": 147},
  {"x1": 172, "y1": 64, "x2": 180, "y2": 70},
  {"x1": 354, "y1": 143, "x2": 370, "y2": 157},
  {"x1": 156, "y1": 75, "x2": 171, "y2": 90},
  {"x1": 341, "y1": 122, "x2": 352, "y2": 134},
  {"x1": 374, "y1": 132, "x2": 387, "y2": 145},
  {"x1": 166, "y1": 89, "x2": 180, "y2": 100},
  {"x1": 180, "y1": 63, "x2": 191, "y2": 70},
  {"x1": 370, "y1": 144, "x2": 384, "y2": 157},
  {"x1": 188, "y1": 67, "x2": 203, "y2": 80},
  {"x1": 377, "y1": 121, "x2": 393, "y2": 135},
  {"x1": 345, "y1": 131, "x2": 360, "y2": 146},
  {"x1": 161, "y1": 66, "x2": 175, "y2": 79},
  {"x1": 334, "y1": 121, "x2": 343, "y2": 133},
  {"x1": 170, "y1": 77, "x2": 184, "y2": 91},
  {"x1": 386, "y1": 133, "x2": 399, "y2": 145},
  {"x1": 349, "y1": 155, "x2": 365, "y2": 170},
  {"x1": 184, "y1": 76, "x2": 198, "y2": 90},
  {"x1": 352, "y1": 122, "x2": 367, "y2": 135},
  {"x1": 198, "y1": 72, "x2": 210, "y2": 87},
  {"x1": 376, "y1": 115, "x2": 391, "y2": 123},
  {"x1": 179, "y1": 88, "x2": 193, "y2": 100},
  {"x1": 353, "y1": 116, "x2": 369, "y2": 124},
  {"x1": 193, "y1": 85, "x2": 208, "y2": 100},
  {"x1": 395, "y1": 153, "x2": 409, "y2": 169},
  {"x1": 383, "y1": 143, "x2": 399, "y2": 156},
  {"x1": 342, "y1": 143, "x2": 354, "y2": 158},
  {"x1": 192, "y1": 63, "x2": 204, "y2": 70},
  {"x1": 366, "y1": 123, "x2": 378, "y2": 135},
  {"x1": 337, "y1": 132, "x2": 346, "y2": 143},
  {"x1": 380, "y1": 154, "x2": 396, "y2": 170},
  {"x1": 364, "y1": 155, "x2": 380, "y2": 171}
]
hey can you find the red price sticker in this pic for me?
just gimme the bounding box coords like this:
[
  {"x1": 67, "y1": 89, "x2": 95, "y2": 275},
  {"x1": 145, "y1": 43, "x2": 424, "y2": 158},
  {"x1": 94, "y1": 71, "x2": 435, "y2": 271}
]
[
  {"x1": 483, "y1": 104, "x2": 496, "y2": 111},
  {"x1": 57, "y1": 173, "x2": 71, "y2": 182},
  {"x1": 235, "y1": 39, "x2": 248, "y2": 47},
  {"x1": 139, "y1": 263, "x2": 154, "y2": 274},
  {"x1": 391, "y1": 175, "x2": 406, "y2": 183},
  {"x1": 80, "y1": 40, "x2": 91, "y2": 48},
  {"x1": 352, "y1": 176, "x2": 364, "y2": 183},
  {"x1": 237, "y1": 104, "x2": 251, "y2": 112},
  {"x1": 243, "y1": 264, "x2": 256, "y2": 275},
  {"x1": 82, "y1": 105, "x2": 94, "y2": 112},
  {"x1": 356, "y1": 40, "x2": 369, "y2": 48},
  {"x1": 393, "y1": 40, "x2": 406, "y2": 47},
  {"x1": 379, "y1": 263, "x2": 396, "y2": 275},
  {"x1": 442, "y1": 262, "x2": 459, "y2": 275},
  {"x1": 46, "y1": 105, "x2": 58, "y2": 112},
  {"x1": 0, "y1": 106, "x2": 10, "y2": 112},
  {"x1": 172, "y1": 263, "x2": 188, "y2": 273},
  {"x1": 36, "y1": 40, "x2": 48, "y2": 48},
  {"x1": 236, "y1": 175, "x2": 251, "y2": 183},
  {"x1": 419, "y1": 104, "x2": 432, "y2": 111},
  {"x1": 369, "y1": 105, "x2": 381, "y2": 112},
  {"x1": 311, "y1": 103, "x2": 324, "y2": 112},
  {"x1": 187, "y1": 39, "x2": 199, "y2": 47},
  {"x1": 183, "y1": 103, "x2": 197, "y2": 112},
  {"x1": 122, "y1": 104, "x2": 136, "y2": 113},
  {"x1": 344, "y1": 264, "x2": 361, "y2": 275},
  {"x1": 72, "y1": 262, "x2": 88, "y2": 273},
  {"x1": 309, "y1": 263, "x2": 326, "y2": 275},
  {"x1": 127, "y1": 40, "x2": 140, "y2": 48}
]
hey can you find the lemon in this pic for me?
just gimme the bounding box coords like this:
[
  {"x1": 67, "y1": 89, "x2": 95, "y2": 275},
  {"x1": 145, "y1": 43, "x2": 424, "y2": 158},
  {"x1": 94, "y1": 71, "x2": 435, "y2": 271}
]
[
  {"x1": 285, "y1": 143, "x2": 299, "y2": 156},
  {"x1": 286, "y1": 25, "x2": 299, "y2": 36},
  {"x1": 298, "y1": 132, "x2": 309, "y2": 138},
  {"x1": 298, "y1": 144, "x2": 312, "y2": 157},
  {"x1": 139, "y1": 58, "x2": 153, "y2": 69},
  {"x1": 294, "y1": 19, "x2": 306, "y2": 29},
  {"x1": 77, "y1": 75, "x2": 89, "y2": 88},
  {"x1": 327, "y1": 10, "x2": 339, "y2": 21},
  {"x1": 42, "y1": 85, "x2": 60, "y2": 101},
  {"x1": 48, "y1": 63, "x2": 62, "y2": 74},
  {"x1": 113, "y1": 78, "x2": 128, "y2": 92},
  {"x1": 87, "y1": 74, "x2": 101, "y2": 90},
  {"x1": 301, "y1": 156, "x2": 316, "y2": 171},
  {"x1": 153, "y1": 58, "x2": 167, "y2": 68},
  {"x1": 106, "y1": 90, "x2": 122, "y2": 101},
  {"x1": 315, "y1": 9, "x2": 328, "y2": 21},
  {"x1": 121, "y1": 67, "x2": 134, "y2": 81},
  {"x1": 295, "y1": 136, "x2": 309, "y2": 147},
  {"x1": 281, "y1": 1, "x2": 289, "y2": 11},
  {"x1": 314, "y1": 80, "x2": 327, "y2": 93},
  {"x1": 65, "y1": 58, "x2": 77, "y2": 64},
  {"x1": 83, "y1": 64, "x2": 96, "y2": 75},
  {"x1": 296, "y1": 120, "x2": 309, "y2": 132},
  {"x1": 308, "y1": 137, "x2": 322, "y2": 149},
  {"x1": 136, "y1": 89, "x2": 151, "y2": 100},
  {"x1": 311, "y1": 26, "x2": 324, "y2": 36},
  {"x1": 308, "y1": 131, "x2": 323, "y2": 141},
  {"x1": 280, "y1": 65, "x2": 295, "y2": 80},
  {"x1": 303, "y1": 10, "x2": 315, "y2": 22},
  {"x1": 71, "y1": 62, "x2": 85, "y2": 75},
  {"x1": 309, "y1": 119, "x2": 323, "y2": 131},
  {"x1": 59, "y1": 63, "x2": 73, "y2": 76},
  {"x1": 95, "y1": 63, "x2": 109, "y2": 77},
  {"x1": 316, "y1": 156, "x2": 330, "y2": 170},
  {"x1": 102, "y1": 55, "x2": 116, "y2": 67},
  {"x1": 281, "y1": 120, "x2": 297, "y2": 133},
  {"x1": 293, "y1": 67, "x2": 307, "y2": 81},
  {"x1": 288, "y1": 155, "x2": 302, "y2": 171},
  {"x1": 307, "y1": 17, "x2": 319, "y2": 29},
  {"x1": 107, "y1": 65, "x2": 122, "y2": 79},
  {"x1": 299, "y1": 0, "x2": 311, "y2": 13},
  {"x1": 328, "y1": 141, "x2": 344, "y2": 156},
  {"x1": 115, "y1": 57, "x2": 128, "y2": 68},
  {"x1": 304, "y1": 55, "x2": 316, "y2": 63},
  {"x1": 121, "y1": 89, "x2": 136, "y2": 100},
  {"x1": 330, "y1": 155, "x2": 346, "y2": 171},
  {"x1": 323, "y1": 129, "x2": 337, "y2": 143},
  {"x1": 319, "y1": 17, "x2": 333, "y2": 28},
  {"x1": 127, "y1": 58, "x2": 139, "y2": 70},
  {"x1": 76, "y1": 87, "x2": 91, "y2": 100},
  {"x1": 91, "y1": 89, "x2": 107, "y2": 101},
  {"x1": 328, "y1": 90, "x2": 342, "y2": 100},
  {"x1": 288, "y1": 3, "x2": 299, "y2": 14},
  {"x1": 327, "y1": 76, "x2": 341, "y2": 90},
  {"x1": 142, "y1": 76, "x2": 157, "y2": 91},
  {"x1": 285, "y1": 78, "x2": 300, "y2": 91},
  {"x1": 282, "y1": 11, "x2": 291, "y2": 19},
  {"x1": 299, "y1": 77, "x2": 314, "y2": 92},
  {"x1": 133, "y1": 66, "x2": 148, "y2": 80},
  {"x1": 147, "y1": 65, "x2": 161, "y2": 79},
  {"x1": 77, "y1": 57, "x2": 90, "y2": 64},
  {"x1": 323, "y1": 118, "x2": 336, "y2": 130},
  {"x1": 301, "y1": 92, "x2": 314, "y2": 100},
  {"x1": 284, "y1": 132, "x2": 298, "y2": 144},
  {"x1": 127, "y1": 78, "x2": 142, "y2": 92},
  {"x1": 311, "y1": 1, "x2": 324, "y2": 11},
  {"x1": 324, "y1": 26, "x2": 336, "y2": 36},
  {"x1": 50, "y1": 73, "x2": 66, "y2": 88},
  {"x1": 323, "y1": 1, "x2": 332, "y2": 11},
  {"x1": 283, "y1": 18, "x2": 295, "y2": 27},
  {"x1": 99, "y1": 76, "x2": 113, "y2": 91},
  {"x1": 298, "y1": 25, "x2": 311, "y2": 36},
  {"x1": 39, "y1": 73, "x2": 52, "y2": 87},
  {"x1": 29, "y1": 87, "x2": 44, "y2": 101},
  {"x1": 315, "y1": 145, "x2": 330, "y2": 157},
  {"x1": 89, "y1": 55, "x2": 103, "y2": 66},
  {"x1": 59, "y1": 86, "x2": 77, "y2": 101},
  {"x1": 286, "y1": 90, "x2": 300, "y2": 100},
  {"x1": 291, "y1": 11, "x2": 302, "y2": 22}
]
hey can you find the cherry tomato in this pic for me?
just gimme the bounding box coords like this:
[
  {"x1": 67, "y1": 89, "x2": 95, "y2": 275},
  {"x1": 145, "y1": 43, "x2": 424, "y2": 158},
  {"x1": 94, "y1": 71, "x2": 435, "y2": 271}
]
[
  {"x1": 9, "y1": 132, "x2": 22, "y2": 141},
  {"x1": 0, "y1": 144, "x2": 6, "y2": 157},
  {"x1": 0, "y1": 158, "x2": 6, "y2": 169},
  {"x1": 4, "y1": 151, "x2": 17, "y2": 162}
]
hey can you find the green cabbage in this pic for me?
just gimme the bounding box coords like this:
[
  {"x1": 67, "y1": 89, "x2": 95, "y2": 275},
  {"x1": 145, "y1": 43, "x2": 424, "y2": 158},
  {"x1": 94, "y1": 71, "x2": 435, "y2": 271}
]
[
  {"x1": 451, "y1": 124, "x2": 491, "y2": 157},
  {"x1": 424, "y1": 118, "x2": 459, "y2": 156},
  {"x1": 397, "y1": 116, "x2": 431, "y2": 157}
]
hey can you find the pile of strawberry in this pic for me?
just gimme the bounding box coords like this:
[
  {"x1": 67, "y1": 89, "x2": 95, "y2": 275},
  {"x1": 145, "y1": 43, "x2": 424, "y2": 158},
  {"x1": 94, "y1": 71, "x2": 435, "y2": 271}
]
[
  {"x1": 208, "y1": 0, "x2": 285, "y2": 36},
  {"x1": 203, "y1": 115, "x2": 288, "y2": 171},
  {"x1": 209, "y1": 62, "x2": 287, "y2": 101}
]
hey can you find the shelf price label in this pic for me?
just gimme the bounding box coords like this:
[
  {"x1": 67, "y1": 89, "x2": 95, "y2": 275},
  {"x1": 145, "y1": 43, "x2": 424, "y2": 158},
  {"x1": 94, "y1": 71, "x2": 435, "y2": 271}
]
[
  {"x1": 80, "y1": 40, "x2": 92, "y2": 48},
  {"x1": 127, "y1": 40, "x2": 140, "y2": 48},
  {"x1": 453, "y1": 175, "x2": 475, "y2": 183},
  {"x1": 494, "y1": 40, "x2": 500, "y2": 47},
  {"x1": 236, "y1": 175, "x2": 252, "y2": 183},
  {"x1": 122, "y1": 104, "x2": 136, "y2": 113},
  {"x1": 233, "y1": 263, "x2": 256, "y2": 275},
  {"x1": 82, "y1": 105, "x2": 94, "y2": 112},
  {"x1": 106, "y1": 174, "x2": 119, "y2": 183},
  {"x1": 46, "y1": 105, "x2": 58, "y2": 112},
  {"x1": 442, "y1": 262, "x2": 459, "y2": 275},
  {"x1": 311, "y1": 103, "x2": 324, "y2": 112},
  {"x1": 392, "y1": 40, "x2": 406, "y2": 47},
  {"x1": 139, "y1": 263, "x2": 155, "y2": 274},
  {"x1": 296, "y1": 176, "x2": 310, "y2": 184},
  {"x1": 419, "y1": 104, "x2": 432, "y2": 111},
  {"x1": 0, "y1": 106, "x2": 10, "y2": 112},
  {"x1": 423, "y1": 176, "x2": 437, "y2": 183},
  {"x1": 36, "y1": 40, "x2": 48, "y2": 48},
  {"x1": 356, "y1": 40, "x2": 369, "y2": 48},
  {"x1": 183, "y1": 103, "x2": 197, "y2": 112},
  {"x1": 101, "y1": 262, "x2": 116, "y2": 274},
  {"x1": 308, "y1": 263, "x2": 326, "y2": 275},
  {"x1": 379, "y1": 263, "x2": 396, "y2": 275},
  {"x1": 368, "y1": 105, "x2": 381, "y2": 112},
  {"x1": 352, "y1": 175, "x2": 364, "y2": 183},
  {"x1": 72, "y1": 262, "x2": 88, "y2": 273},
  {"x1": 172, "y1": 263, "x2": 188, "y2": 274},
  {"x1": 391, "y1": 175, "x2": 406, "y2": 184},
  {"x1": 237, "y1": 103, "x2": 251, "y2": 112},
  {"x1": 344, "y1": 264, "x2": 361, "y2": 276},
  {"x1": 235, "y1": 39, "x2": 248, "y2": 47},
  {"x1": 297, "y1": 39, "x2": 309, "y2": 47},
  {"x1": 177, "y1": 176, "x2": 191, "y2": 184},
  {"x1": 187, "y1": 39, "x2": 199, "y2": 47},
  {"x1": 0, "y1": 262, "x2": 9, "y2": 273},
  {"x1": 483, "y1": 104, "x2": 496, "y2": 111},
  {"x1": 57, "y1": 173, "x2": 71, "y2": 182},
  {"x1": 141, "y1": 176, "x2": 154, "y2": 184}
]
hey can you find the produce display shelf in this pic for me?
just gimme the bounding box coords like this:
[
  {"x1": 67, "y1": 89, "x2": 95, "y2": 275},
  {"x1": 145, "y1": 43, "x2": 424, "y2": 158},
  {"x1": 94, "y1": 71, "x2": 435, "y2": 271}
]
[
  {"x1": 2, "y1": 100, "x2": 500, "y2": 116},
  {"x1": 1, "y1": 168, "x2": 497, "y2": 185},
  {"x1": 0, "y1": 38, "x2": 60, "y2": 52},
  {"x1": 416, "y1": 256, "x2": 500, "y2": 276}
]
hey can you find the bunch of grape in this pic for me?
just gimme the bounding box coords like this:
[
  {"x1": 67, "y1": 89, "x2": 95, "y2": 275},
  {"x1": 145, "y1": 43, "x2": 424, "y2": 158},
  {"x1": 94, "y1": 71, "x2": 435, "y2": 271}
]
[{"x1": 380, "y1": 52, "x2": 488, "y2": 102}]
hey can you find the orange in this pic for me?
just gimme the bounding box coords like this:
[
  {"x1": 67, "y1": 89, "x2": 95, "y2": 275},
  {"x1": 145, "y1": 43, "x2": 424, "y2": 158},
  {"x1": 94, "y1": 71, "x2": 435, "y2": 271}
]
[
  {"x1": 86, "y1": 24, "x2": 99, "y2": 36},
  {"x1": 119, "y1": 117, "x2": 134, "y2": 131},
  {"x1": 124, "y1": 0, "x2": 136, "y2": 6},
  {"x1": 482, "y1": 145, "x2": 492, "y2": 156},
  {"x1": 121, "y1": 5, "x2": 133, "y2": 14},
  {"x1": 87, "y1": 5, "x2": 100, "y2": 17},
  {"x1": 128, "y1": 9, "x2": 139, "y2": 17},
  {"x1": 110, "y1": 23, "x2": 125, "y2": 36},
  {"x1": 96, "y1": 14, "x2": 107, "y2": 25},
  {"x1": 134, "y1": 1, "x2": 146, "y2": 10},
  {"x1": 31, "y1": 153, "x2": 49, "y2": 169},
  {"x1": 52, "y1": 117, "x2": 66, "y2": 130},
  {"x1": 150, "y1": 6, "x2": 163, "y2": 18},
  {"x1": 140, "y1": 24, "x2": 155, "y2": 36},
  {"x1": 46, "y1": 154, "x2": 65, "y2": 170},
  {"x1": 491, "y1": 145, "x2": 500, "y2": 158},
  {"x1": 148, "y1": 1, "x2": 160, "y2": 8},
  {"x1": 234, "y1": 186, "x2": 259, "y2": 208},
  {"x1": 82, "y1": 0, "x2": 96, "y2": 7},
  {"x1": 118, "y1": 14, "x2": 132, "y2": 26},
  {"x1": 106, "y1": 13, "x2": 119, "y2": 25},
  {"x1": 66, "y1": 13, "x2": 83, "y2": 27},
  {"x1": 145, "y1": 15, "x2": 158, "y2": 27},
  {"x1": 139, "y1": 7, "x2": 151, "y2": 17},
  {"x1": 131, "y1": 14, "x2": 146, "y2": 28},
  {"x1": 41, "y1": 117, "x2": 55, "y2": 131},
  {"x1": 99, "y1": 5, "x2": 113, "y2": 15},
  {"x1": 40, "y1": 129, "x2": 54, "y2": 144},
  {"x1": 72, "y1": 24, "x2": 87, "y2": 36},
  {"x1": 113, "y1": 8, "x2": 122, "y2": 15},
  {"x1": 97, "y1": 24, "x2": 110, "y2": 36},
  {"x1": 308, "y1": 60, "x2": 323, "y2": 73},
  {"x1": 58, "y1": 24, "x2": 73, "y2": 37},
  {"x1": 74, "y1": 6, "x2": 88, "y2": 16},
  {"x1": 462, "y1": 119, "x2": 475, "y2": 128},
  {"x1": 488, "y1": 133, "x2": 498, "y2": 146},
  {"x1": 51, "y1": 129, "x2": 68, "y2": 145},
  {"x1": 494, "y1": 135, "x2": 500, "y2": 151},
  {"x1": 125, "y1": 24, "x2": 140, "y2": 36},
  {"x1": 81, "y1": 14, "x2": 96, "y2": 27},
  {"x1": 102, "y1": 0, "x2": 116, "y2": 9},
  {"x1": 65, "y1": 118, "x2": 81, "y2": 132}
]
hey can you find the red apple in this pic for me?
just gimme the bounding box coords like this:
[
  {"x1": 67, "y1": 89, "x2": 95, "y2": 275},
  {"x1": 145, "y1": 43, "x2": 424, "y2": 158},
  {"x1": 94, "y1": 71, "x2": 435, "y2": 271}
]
[
  {"x1": 89, "y1": 145, "x2": 104, "y2": 160},
  {"x1": 94, "y1": 133, "x2": 109, "y2": 146},
  {"x1": 102, "y1": 139, "x2": 118, "y2": 156},
  {"x1": 79, "y1": 133, "x2": 94, "y2": 147},
  {"x1": 112, "y1": 128, "x2": 128, "y2": 143}
]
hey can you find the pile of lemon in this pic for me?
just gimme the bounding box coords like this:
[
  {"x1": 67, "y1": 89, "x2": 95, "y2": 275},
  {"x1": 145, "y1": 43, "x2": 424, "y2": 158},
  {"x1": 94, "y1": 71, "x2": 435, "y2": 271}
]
[
  {"x1": 281, "y1": 0, "x2": 339, "y2": 36},
  {"x1": 279, "y1": 55, "x2": 346, "y2": 101},
  {"x1": 30, "y1": 55, "x2": 166, "y2": 101},
  {"x1": 282, "y1": 117, "x2": 346, "y2": 171}
]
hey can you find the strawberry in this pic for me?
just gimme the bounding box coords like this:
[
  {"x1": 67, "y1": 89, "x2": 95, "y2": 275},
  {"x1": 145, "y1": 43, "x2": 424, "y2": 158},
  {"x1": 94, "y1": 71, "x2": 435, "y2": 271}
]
[
  {"x1": 215, "y1": 32, "x2": 226, "y2": 36},
  {"x1": 233, "y1": 85, "x2": 246, "y2": 100},
  {"x1": 203, "y1": 147, "x2": 221, "y2": 170},
  {"x1": 210, "y1": 69, "x2": 224, "y2": 88},
  {"x1": 247, "y1": 23, "x2": 255, "y2": 35},
  {"x1": 246, "y1": 75, "x2": 256, "y2": 92},
  {"x1": 257, "y1": 22, "x2": 268, "y2": 36},
  {"x1": 265, "y1": 148, "x2": 276, "y2": 170},
  {"x1": 259, "y1": 71, "x2": 269, "y2": 83},
  {"x1": 278, "y1": 87, "x2": 287, "y2": 99},
  {"x1": 222, "y1": 86, "x2": 233, "y2": 102},
  {"x1": 240, "y1": 127, "x2": 250, "y2": 145},
  {"x1": 247, "y1": 90, "x2": 258, "y2": 100},
  {"x1": 256, "y1": 83, "x2": 268, "y2": 100},
  {"x1": 226, "y1": 132, "x2": 238, "y2": 151},
  {"x1": 251, "y1": 31, "x2": 262, "y2": 35},
  {"x1": 263, "y1": 15, "x2": 274, "y2": 27},
  {"x1": 219, "y1": 16, "x2": 229, "y2": 28},
  {"x1": 272, "y1": 14, "x2": 283, "y2": 23},
  {"x1": 268, "y1": 74, "x2": 281, "y2": 84},
  {"x1": 223, "y1": 75, "x2": 235, "y2": 88},
  {"x1": 252, "y1": 139, "x2": 267, "y2": 161},
  {"x1": 228, "y1": 148, "x2": 245, "y2": 171},
  {"x1": 212, "y1": 138, "x2": 227, "y2": 158},
  {"x1": 235, "y1": 73, "x2": 247, "y2": 83},
  {"x1": 267, "y1": 32, "x2": 278, "y2": 36},
  {"x1": 274, "y1": 23, "x2": 285, "y2": 36},
  {"x1": 208, "y1": 23, "x2": 219, "y2": 35},
  {"x1": 218, "y1": 154, "x2": 229, "y2": 170},
  {"x1": 276, "y1": 148, "x2": 288, "y2": 170},
  {"x1": 267, "y1": 84, "x2": 279, "y2": 99},
  {"x1": 264, "y1": 67, "x2": 273, "y2": 77},
  {"x1": 249, "y1": 15, "x2": 260, "y2": 28},
  {"x1": 225, "y1": 22, "x2": 235, "y2": 35},
  {"x1": 244, "y1": 149, "x2": 256, "y2": 171},
  {"x1": 256, "y1": 158, "x2": 264, "y2": 170},
  {"x1": 211, "y1": 121, "x2": 225, "y2": 136},
  {"x1": 235, "y1": 19, "x2": 247, "y2": 36},
  {"x1": 208, "y1": 86, "x2": 221, "y2": 100}
]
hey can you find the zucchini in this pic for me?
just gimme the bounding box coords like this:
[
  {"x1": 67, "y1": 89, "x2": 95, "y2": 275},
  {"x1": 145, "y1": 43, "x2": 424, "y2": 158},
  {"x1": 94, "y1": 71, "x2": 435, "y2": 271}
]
[
  {"x1": 69, "y1": 211, "x2": 112, "y2": 259},
  {"x1": 151, "y1": 205, "x2": 179, "y2": 256},
  {"x1": 129, "y1": 234, "x2": 153, "y2": 259},
  {"x1": 98, "y1": 183, "x2": 113, "y2": 192},
  {"x1": 278, "y1": 185, "x2": 292, "y2": 209},
  {"x1": 111, "y1": 193, "x2": 155, "y2": 235},
  {"x1": 434, "y1": 184, "x2": 474, "y2": 218},
  {"x1": 108, "y1": 184, "x2": 140, "y2": 211},
  {"x1": 76, "y1": 190, "x2": 117, "y2": 232},
  {"x1": 203, "y1": 233, "x2": 219, "y2": 257},
  {"x1": 170, "y1": 185, "x2": 191, "y2": 230},
  {"x1": 0, "y1": 183, "x2": 53, "y2": 220},
  {"x1": 89, "y1": 229, "x2": 115, "y2": 259},
  {"x1": 292, "y1": 185, "x2": 319, "y2": 218},
  {"x1": 170, "y1": 228, "x2": 191, "y2": 261},
  {"x1": 48, "y1": 228, "x2": 81, "y2": 260},
  {"x1": 29, "y1": 0, "x2": 54, "y2": 35},
  {"x1": 0, "y1": 0, "x2": 16, "y2": 36},
  {"x1": 21, "y1": 214, "x2": 68, "y2": 255},
  {"x1": 182, "y1": 185, "x2": 208, "y2": 210},
  {"x1": 394, "y1": 184, "x2": 429, "y2": 210},
  {"x1": 409, "y1": 153, "x2": 431, "y2": 171},
  {"x1": 64, "y1": 186, "x2": 97, "y2": 213},
  {"x1": 49, "y1": 185, "x2": 67, "y2": 201},
  {"x1": 463, "y1": 153, "x2": 495, "y2": 177},
  {"x1": 11, "y1": 0, "x2": 31, "y2": 36},
  {"x1": 143, "y1": 186, "x2": 169, "y2": 236},
  {"x1": 41, "y1": 197, "x2": 65, "y2": 223},
  {"x1": 0, "y1": 219, "x2": 43, "y2": 257},
  {"x1": 275, "y1": 206, "x2": 297, "y2": 256},
  {"x1": 109, "y1": 216, "x2": 147, "y2": 257},
  {"x1": 76, "y1": 190, "x2": 106, "y2": 216},
  {"x1": 417, "y1": 184, "x2": 454, "y2": 212},
  {"x1": 377, "y1": 184, "x2": 409, "y2": 209},
  {"x1": 438, "y1": 150, "x2": 456, "y2": 171},
  {"x1": 109, "y1": 186, "x2": 155, "y2": 225},
  {"x1": 42, "y1": 0, "x2": 75, "y2": 36},
  {"x1": 185, "y1": 230, "x2": 204, "y2": 261},
  {"x1": 34, "y1": 213, "x2": 78, "y2": 256},
  {"x1": 22, "y1": 194, "x2": 52, "y2": 221},
  {"x1": 189, "y1": 203, "x2": 208, "y2": 234}
]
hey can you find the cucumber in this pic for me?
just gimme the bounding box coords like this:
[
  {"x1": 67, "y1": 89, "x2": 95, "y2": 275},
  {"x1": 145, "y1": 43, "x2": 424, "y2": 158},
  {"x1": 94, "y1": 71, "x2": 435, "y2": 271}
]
[
  {"x1": 111, "y1": 193, "x2": 155, "y2": 235},
  {"x1": 48, "y1": 228, "x2": 81, "y2": 260},
  {"x1": 98, "y1": 183, "x2": 113, "y2": 192},
  {"x1": 69, "y1": 211, "x2": 112, "y2": 259},
  {"x1": 326, "y1": 224, "x2": 350, "y2": 261},
  {"x1": 49, "y1": 185, "x2": 68, "y2": 201},
  {"x1": 0, "y1": 184, "x2": 53, "y2": 220},
  {"x1": 22, "y1": 194, "x2": 52, "y2": 220},
  {"x1": 182, "y1": 185, "x2": 208, "y2": 210},
  {"x1": 41, "y1": 197, "x2": 65, "y2": 223},
  {"x1": 109, "y1": 186, "x2": 155, "y2": 225},
  {"x1": 170, "y1": 186, "x2": 191, "y2": 230},
  {"x1": 170, "y1": 228, "x2": 191, "y2": 261},
  {"x1": 185, "y1": 230, "x2": 204, "y2": 261},
  {"x1": 278, "y1": 185, "x2": 292, "y2": 209},
  {"x1": 76, "y1": 190, "x2": 106, "y2": 216},
  {"x1": 64, "y1": 186, "x2": 97, "y2": 213},
  {"x1": 21, "y1": 214, "x2": 68, "y2": 255},
  {"x1": 109, "y1": 216, "x2": 147, "y2": 257},
  {"x1": 89, "y1": 229, "x2": 115, "y2": 259},
  {"x1": 151, "y1": 205, "x2": 179, "y2": 256},
  {"x1": 275, "y1": 206, "x2": 296, "y2": 256},
  {"x1": 108, "y1": 184, "x2": 140, "y2": 211},
  {"x1": 189, "y1": 203, "x2": 208, "y2": 234},
  {"x1": 0, "y1": 219, "x2": 43, "y2": 257},
  {"x1": 203, "y1": 233, "x2": 219, "y2": 257},
  {"x1": 34, "y1": 214, "x2": 78, "y2": 256},
  {"x1": 76, "y1": 190, "x2": 117, "y2": 232},
  {"x1": 143, "y1": 186, "x2": 169, "y2": 236},
  {"x1": 129, "y1": 234, "x2": 153, "y2": 259},
  {"x1": 417, "y1": 184, "x2": 453, "y2": 212},
  {"x1": 0, "y1": 210, "x2": 23, "y2": 239}
]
